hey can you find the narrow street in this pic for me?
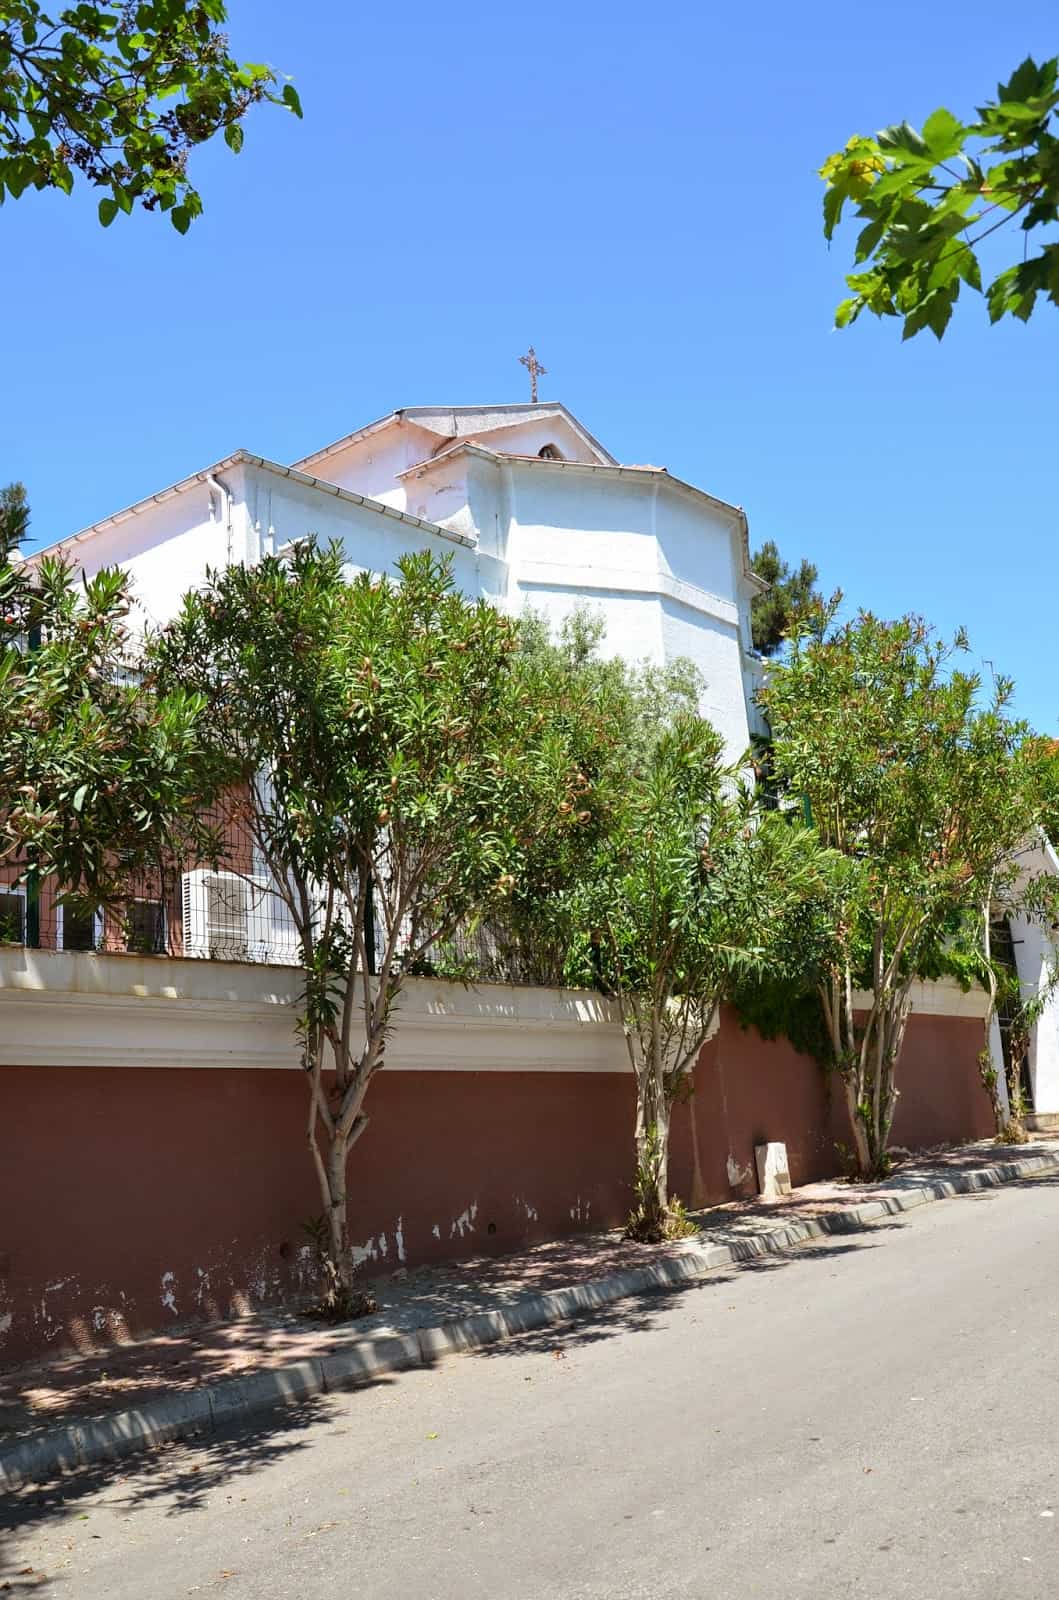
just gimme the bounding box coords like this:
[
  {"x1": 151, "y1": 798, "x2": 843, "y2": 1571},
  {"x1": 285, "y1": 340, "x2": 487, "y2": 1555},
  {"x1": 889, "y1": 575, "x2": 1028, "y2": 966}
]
[{"x1": 4, "y1": 1176, "x2": 1058, "y2": 1600}]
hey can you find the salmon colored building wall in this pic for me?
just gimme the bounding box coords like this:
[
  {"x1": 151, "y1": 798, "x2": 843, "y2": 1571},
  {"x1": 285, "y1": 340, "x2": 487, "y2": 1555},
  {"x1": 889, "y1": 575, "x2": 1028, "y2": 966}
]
[{"x1": 0, "y1": 1009, "x2": 994, "y2": 1366}]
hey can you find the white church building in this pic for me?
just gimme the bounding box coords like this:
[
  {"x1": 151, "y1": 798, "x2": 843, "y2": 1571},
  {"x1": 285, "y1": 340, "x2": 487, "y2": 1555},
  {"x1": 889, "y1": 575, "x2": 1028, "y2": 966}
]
[
  {"x1": 28, "y1": 397, "x2": 1059, "y2": 1124},
  {"x1": 44, "y1": 400, "x2": 768, "y2": 762}
]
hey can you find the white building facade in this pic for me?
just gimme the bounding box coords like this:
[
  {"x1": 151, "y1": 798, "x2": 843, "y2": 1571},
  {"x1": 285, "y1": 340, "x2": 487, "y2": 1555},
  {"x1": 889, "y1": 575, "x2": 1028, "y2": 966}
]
[
  {"x1": 996, "y1": 835, "x2": 1059, "y2": 1129},
  {"x1": 41, "y1": 402, "x2": 767, "y2": 762}
]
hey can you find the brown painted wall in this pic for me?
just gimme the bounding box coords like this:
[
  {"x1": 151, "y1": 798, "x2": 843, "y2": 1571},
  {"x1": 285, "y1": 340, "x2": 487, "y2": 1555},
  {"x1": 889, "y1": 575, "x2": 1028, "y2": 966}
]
[
  {"x1": 890, "y1": 1014, "x2": 995, "y2": 1148},
  {"x1": 0, "y1": 1009, "x2": 993, "y2": 1366},
  {"x1": 0, "y1": 1064, "x2": 637, "y2": 1365},
  {"x1": 670, "y1": 1013, "x2": 836, "y2": 1206},
  {"x1": 668, "y1": 1009, "x2": 995, "y2": 1207}
]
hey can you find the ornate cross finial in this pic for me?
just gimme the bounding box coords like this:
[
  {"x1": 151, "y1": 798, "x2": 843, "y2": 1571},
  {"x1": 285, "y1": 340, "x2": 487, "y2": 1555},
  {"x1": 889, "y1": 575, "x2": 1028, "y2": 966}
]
[{"x1": 519, "y1": 345, "x2": 547, "y2": 403}]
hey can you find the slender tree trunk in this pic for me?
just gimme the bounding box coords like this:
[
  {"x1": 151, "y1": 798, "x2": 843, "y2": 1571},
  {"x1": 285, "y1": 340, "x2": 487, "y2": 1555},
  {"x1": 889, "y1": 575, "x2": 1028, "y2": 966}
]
[
  {"x1": 978, "y1": 890, "x2": 1012, "y2": 1138},
  {"x1": 1004, "y1": 1019, "x2": 1029, "y2": 1143},
  {"x1": 625, "y1": 994, "x2": 709, "y2": 1239},
  {"x1": 633, "y1": 1063, "x2": 668, "y2": 1227},
  {"x1": 653, "y1": 1098, "x2": 672, "y2": 1215},
  {"x1": 303, "y1": 959, "x2": 380, "y2": 1308},
  {"x1": 853, "y1": 987, "x2": 911, "y2": 1179},
  {"x1": 842, "y1": 1069, "x2": 872, "y2": 1175},
  {"x1": 837, "y1": 986, "x2": 907, "y2": 1181},
  {"x1": 628, "y1": 996, "x2": 673, "y2": 1234},
  {"x1": 307, "y1": 1070, "x2": 373, "y2": 1300},
  {"x1": 325, "y1": 1138, "x2": 352, "y2": 1289},
  {"x1": 978, "y1": 1043, "x2": 1007, "y2": 1137}
]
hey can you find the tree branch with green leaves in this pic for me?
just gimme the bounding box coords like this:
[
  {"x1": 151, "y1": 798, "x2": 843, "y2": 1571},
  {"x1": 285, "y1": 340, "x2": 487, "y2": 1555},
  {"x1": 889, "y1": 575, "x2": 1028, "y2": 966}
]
[
  {"x1": 0, "y1": 481, "x2": 223, "y2": 921},
  {"x1": 567, "y1": 707, "x2": 841, "y2": 1237},
  {"x1": 153, "y1": 543, "x2": 591, "y2": 1311},
  {"x1": 0, "y1": 1, "x2": 301, "y2": 231},
  {"x1": 820, "y1": 55, "x2": 1059, "y2": 338},
  {"x1": 760, "y1": 612, "x2": 1055, "y2": 1177},
  {"x1": 749, "y1": 541, "x2": 827, "y2": 657}
]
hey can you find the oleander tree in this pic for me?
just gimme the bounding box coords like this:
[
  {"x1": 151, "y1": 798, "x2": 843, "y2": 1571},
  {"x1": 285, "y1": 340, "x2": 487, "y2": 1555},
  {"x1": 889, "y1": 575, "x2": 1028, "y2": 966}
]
[
  {"x1": 498, "y1": 607, "x2": 703, "y2": 985},
  {"x1": 0, "y1": 1, "x2": 301, "y2": 231},
  {"x1": 760, "y1": 612, "x2": 1056, "y2": 1177},
  {"x1": 0, "y1": 482, "x2": 219, "y2": 919},
  {"x1": 819, "y1": 55, "x2": 1059, "y2": 339},
  {"x1": 154, "y1": 543, "x2": 589, "y2": 1311},
  {"x1": 568, "y1": 709, "x2": 840, "y2": 1238}
]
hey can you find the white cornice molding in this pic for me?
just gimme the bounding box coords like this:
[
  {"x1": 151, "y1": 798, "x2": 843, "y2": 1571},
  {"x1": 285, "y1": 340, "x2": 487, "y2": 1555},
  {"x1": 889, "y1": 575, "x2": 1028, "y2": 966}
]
[
  {"x1": 0, "y1": 951, "x2": 629, "y2": 1073},
  {"x1": 851, "y1": 979, "x2": 991, "y2": 1020},
  {"x1": 0, "y1": 954, "x2": 980, "y2": 1072},
  {"x1": 513, "y1": 559, "x2": 740, "y2": 628}
]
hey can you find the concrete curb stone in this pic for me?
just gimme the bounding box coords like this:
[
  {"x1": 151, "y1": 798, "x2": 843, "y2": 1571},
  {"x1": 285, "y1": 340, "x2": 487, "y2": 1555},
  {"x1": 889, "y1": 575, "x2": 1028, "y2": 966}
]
[
  {"x1": 207, "y1": 1358, "x2": 324, "y2": 1430},
  {"x1": 4, "y1": 1146, "x2": 1057, "y2": 1490},
  {"x1": 73, "y1": 1390, "x2": 213, "y2": 1466}
]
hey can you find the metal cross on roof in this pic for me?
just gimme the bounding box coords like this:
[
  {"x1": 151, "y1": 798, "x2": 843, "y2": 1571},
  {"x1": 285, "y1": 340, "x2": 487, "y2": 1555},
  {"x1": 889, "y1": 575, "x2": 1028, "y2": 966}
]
[{"x1": 518, "y1": 346, "x2": 547, "y2": 403}]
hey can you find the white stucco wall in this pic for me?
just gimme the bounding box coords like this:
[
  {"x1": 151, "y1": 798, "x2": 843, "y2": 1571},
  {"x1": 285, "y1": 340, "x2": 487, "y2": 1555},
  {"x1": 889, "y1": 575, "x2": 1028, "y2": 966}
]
[
  {"x1": 55, "y1": 473, "x2": 245, "y2": 629},
  {"x1": 660, "y1": 596, "x2": 753, "y2": 759},
  {"x1": 514, "y1": 583, "x2": 665, "y2": 667},
  {"x1": 39, "y1": 411, "x2": 763, "y2": 767},
  {"x1": 498, "y1": 464, "x2": 755, "y2": 760},
  {"x1": 245, "y1": 467, "x2": 480, "y2": 594},
  {"x1": 398, "y1": 455, "x2": 475, "y2": 535},
  {"x1": 298, "y1": 421, "x2": 438, "y2": 509},
  {"x1": 463, "y1": 415, "x2": 597, "y2": 463},
  {"x1": 654, "y1": 488, "x2": 739, "y2": 610},
  {"x1": 742, "y1": 651, "x2": 769, "y2": 741},
  {"x1": 1009, "y1": 911, "x2": 1059, "y2": 1113},
  {"x1": 505, "y1": 468, "x2": 659, "y2": 587},
  {"x1": 53, "y1": 463, "x2": 480, "y2": 630}
]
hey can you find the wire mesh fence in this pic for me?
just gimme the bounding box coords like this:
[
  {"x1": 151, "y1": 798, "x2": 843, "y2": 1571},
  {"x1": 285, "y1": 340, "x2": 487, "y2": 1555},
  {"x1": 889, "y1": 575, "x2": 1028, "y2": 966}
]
[{"x1": 0, "y1": 807, "x2": 550, "y2": 986}]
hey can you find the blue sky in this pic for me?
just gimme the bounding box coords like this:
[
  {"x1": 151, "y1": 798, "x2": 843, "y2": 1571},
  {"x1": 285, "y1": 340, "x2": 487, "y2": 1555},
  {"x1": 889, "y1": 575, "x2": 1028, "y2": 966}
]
[{"x1": 4, "y1": 0, "x2": 1057, "y2": 730}]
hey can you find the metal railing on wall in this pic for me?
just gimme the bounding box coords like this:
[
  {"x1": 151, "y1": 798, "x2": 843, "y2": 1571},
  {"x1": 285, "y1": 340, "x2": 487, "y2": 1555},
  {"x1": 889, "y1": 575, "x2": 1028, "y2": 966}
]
[{"x1": 0, "y1": 814, "x2": 552, "y2": 987}]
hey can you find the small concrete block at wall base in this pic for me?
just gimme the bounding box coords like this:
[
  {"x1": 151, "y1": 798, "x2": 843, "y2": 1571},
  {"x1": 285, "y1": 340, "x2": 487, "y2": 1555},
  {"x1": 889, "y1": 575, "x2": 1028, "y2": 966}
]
[{"x1": 755, "y1": 1141, "x2": 791, "y2": 1199}]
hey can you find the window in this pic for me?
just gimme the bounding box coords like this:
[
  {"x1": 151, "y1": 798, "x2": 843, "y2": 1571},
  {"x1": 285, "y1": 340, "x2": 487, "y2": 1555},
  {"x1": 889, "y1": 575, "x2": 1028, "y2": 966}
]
[
  {"x1": 60, "y1": 903, "x2": 99, "y2": 952},
  {"x1": 126, "y1": 898, "x2": 166, "y2": 954},
  {"x1": 0, "y1": 889, "x2": 25, "y2": 944},
  {"x1": 537, "y1": 443, "x2": 563, "y2": 461},
  {"x1": 207, "y1": 874, "x2": 251, "y2": 960}
]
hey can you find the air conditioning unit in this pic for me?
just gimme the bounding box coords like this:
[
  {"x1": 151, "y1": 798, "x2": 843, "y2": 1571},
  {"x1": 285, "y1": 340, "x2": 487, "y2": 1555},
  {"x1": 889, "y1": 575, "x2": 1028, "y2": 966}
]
[{"x1": 181, "y1": 870, "x2": 301, "y2": 966}]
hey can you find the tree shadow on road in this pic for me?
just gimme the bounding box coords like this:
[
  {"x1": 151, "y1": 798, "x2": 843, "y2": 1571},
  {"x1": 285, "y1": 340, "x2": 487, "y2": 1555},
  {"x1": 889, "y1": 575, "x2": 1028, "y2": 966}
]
[
  {"x1": 466, "y1": 1232, "x2": 886, "y2": 1363},
  {"x1": 0, "y1": 1379, "x2": 397, "y2": 1593}
]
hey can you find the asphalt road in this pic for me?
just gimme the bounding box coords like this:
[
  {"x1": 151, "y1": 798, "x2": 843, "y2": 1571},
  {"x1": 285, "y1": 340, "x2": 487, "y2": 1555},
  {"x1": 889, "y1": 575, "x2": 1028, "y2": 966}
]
[{"x1": 5, "y1": 1175, "x2": 1059, "y2": 1600}]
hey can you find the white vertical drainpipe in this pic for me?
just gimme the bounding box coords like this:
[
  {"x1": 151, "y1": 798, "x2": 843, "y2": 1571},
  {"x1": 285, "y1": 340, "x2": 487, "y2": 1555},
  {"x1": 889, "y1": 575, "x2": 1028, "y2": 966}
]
[{"x1": 206, "y1": 473, "x2": 234, "y2": 565}]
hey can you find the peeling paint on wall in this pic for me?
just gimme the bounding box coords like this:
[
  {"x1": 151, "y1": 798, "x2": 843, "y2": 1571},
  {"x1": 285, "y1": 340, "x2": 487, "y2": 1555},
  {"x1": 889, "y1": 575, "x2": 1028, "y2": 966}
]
[
  {"x1": 726, "y1": 1155, "x2": 752, "y2": 1188},
  {"x1": 395, "y1": 1217, "x2": 406, "y2": 1263},
  {"x1": 160, "y1": 1270, "x2": 178, "y2": 1314},
  {"x1": 351, "y1": 1235, "x2": 382, "y2": 1268},
  {"x1": 450, "y1": 1203, "x2": 478, "y2": 1239}
]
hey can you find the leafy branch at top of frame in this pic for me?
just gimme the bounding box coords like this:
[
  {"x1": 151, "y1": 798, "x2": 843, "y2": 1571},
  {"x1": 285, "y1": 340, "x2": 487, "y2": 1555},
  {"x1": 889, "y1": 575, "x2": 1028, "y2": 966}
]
[{"x1": 819, "y1": 55, "x2": 1059, "y2": 338}]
